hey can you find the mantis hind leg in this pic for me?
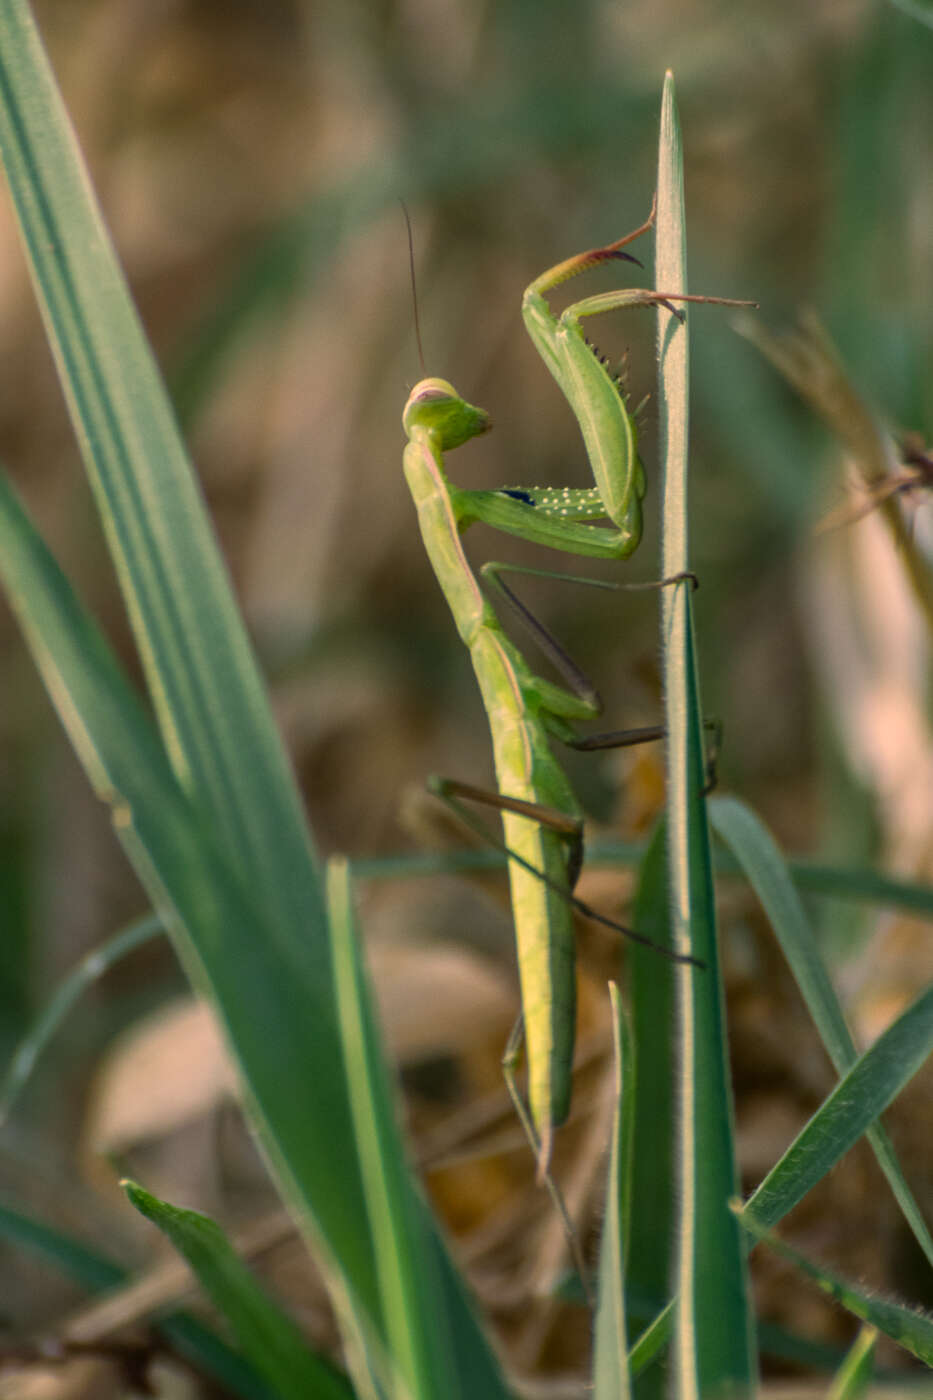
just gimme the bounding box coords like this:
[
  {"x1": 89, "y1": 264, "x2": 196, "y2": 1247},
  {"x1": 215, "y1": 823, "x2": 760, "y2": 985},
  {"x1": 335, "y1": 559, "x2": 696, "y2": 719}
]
[
  {"x1": 427, "y1": 776, "x2": 584, "y2": 889},
  {"x1": 426, "y1": 776, "x2": 703, "y2": 967}
]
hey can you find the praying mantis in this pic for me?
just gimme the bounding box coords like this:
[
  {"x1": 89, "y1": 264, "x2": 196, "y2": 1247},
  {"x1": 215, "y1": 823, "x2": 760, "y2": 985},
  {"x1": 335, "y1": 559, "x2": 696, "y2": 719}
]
[{"x1": 402, "y1": 202, "x2": 752, "y2": 1171}]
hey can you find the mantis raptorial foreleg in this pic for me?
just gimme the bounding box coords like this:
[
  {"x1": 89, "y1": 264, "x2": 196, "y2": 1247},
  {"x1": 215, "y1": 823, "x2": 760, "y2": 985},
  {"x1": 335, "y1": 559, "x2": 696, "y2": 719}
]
[{"x1": 402, "y1": 202, "x2": 753, "y2": 1172}]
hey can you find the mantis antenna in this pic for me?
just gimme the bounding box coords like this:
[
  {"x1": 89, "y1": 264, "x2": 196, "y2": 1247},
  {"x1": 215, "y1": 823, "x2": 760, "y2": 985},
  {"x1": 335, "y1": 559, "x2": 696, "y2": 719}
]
[{"x1": 400, "y1": 200, "x2": 427, "y2": 377}]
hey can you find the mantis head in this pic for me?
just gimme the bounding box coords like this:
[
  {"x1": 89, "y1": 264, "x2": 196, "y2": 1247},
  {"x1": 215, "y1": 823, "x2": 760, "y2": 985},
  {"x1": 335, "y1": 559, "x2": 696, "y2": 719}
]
[{"x1": 403, "y1": 377, "x2": 491, "y2": 451}]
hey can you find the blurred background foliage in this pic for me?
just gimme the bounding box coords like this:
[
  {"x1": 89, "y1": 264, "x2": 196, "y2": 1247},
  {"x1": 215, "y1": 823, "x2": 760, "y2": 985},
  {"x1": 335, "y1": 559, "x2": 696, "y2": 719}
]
[{"x1": 0, "y1": 0, "x2": 931, "y2": 1385}]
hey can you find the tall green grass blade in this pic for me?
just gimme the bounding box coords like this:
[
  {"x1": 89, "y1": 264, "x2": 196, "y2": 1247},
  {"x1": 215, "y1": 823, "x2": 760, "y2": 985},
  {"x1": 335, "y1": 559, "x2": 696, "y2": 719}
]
[
  {"x1": 593, "y1": 984, "x2": 634, "y2": 1400},
  {"x1": 328, "y1": 860, "x2": 470, "y2": 1400},
  {"x1": 0, "y1": 0, "x2": 320, "y2": 928},
  {"x1": 710, "y1": 794, "x2": 933, "y2": 1270},
  {"x1": 827, "y1": 1326, "x2": 877, "y2": 1400},
  {"x1": 0, "y1": 0, "x2": 366, "y2": 1295},
  {"x1": 0, "y1": 471, "x2": 377, "y2": 1303},
  {"x1": 124, "y1": 1181, "x2": 352, "y2": 1400},
  {"x1": 627, "y1": 824, "x2": 675, "y2": 1398},
  {"x1": 742, "y1": 981, "x2": 933, "y2": 1230},
  {"x1": 737, "y1": 1209, "x2": 933, "y2": 1366},
  {"x1": 655, "y1": 72, "x2": 756, "y2": 1396},
  {"x1": 0, "y1": 912, "x2": 163, "y2": 1120}
]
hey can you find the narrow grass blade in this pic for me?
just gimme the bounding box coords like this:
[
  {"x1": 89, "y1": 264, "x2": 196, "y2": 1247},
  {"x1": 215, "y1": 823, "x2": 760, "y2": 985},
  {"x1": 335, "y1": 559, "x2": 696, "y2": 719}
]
[
  {"x1": 0, "y1": 0, "x2": 366, "y2": 1303},
  {"x1": 827, "y1": 1326, "x2": 877, "y2": 1400},
  {"x1": 626, "y1": 821, "x2": 680, "y2": 1400},
  {"x1": 655, "y1": 72, "x2": 756, "y2": 1396},
  {"x1": 737, "y1": 1208, "x2": 933, "y2": 1366},
  {"x1": 629, "y1": 1300, "x2": 676, "y2": 1379},
  {"x1": 0, "y1": 1198, "x2": 126, "y2": 1294},
  {"x1": 762, "y1": 861, "x2": 933, "y2": 917},
  {"x1": 0, "y1": 476, "x2": 507, "y2": 1388},
  {"x1": 0, "y1": 0, "x2": 324, "y2": 967},
  {"x1": 710, "y1": 793, "x2": 933, "y2": 1269},
  {"x1": 0, "y1": 913, "x2": 163, "y2": 1120},
  {"x1": 328, "y1": 859, "x2": 479, "y2": 1400},
  {"x1": 626, "y1": 821, "x2": 676, "y2": 1345},
  {"x1": 124, "y1": 1181, "x2": 352, "y2": 1400},
  {"x1": 0, "y1": 1200, "x2": 283, "y2": 1400},
  {"x1": 0, "y1": 472, "x2": 375, "y2": 1303},
  {"x1": 742, "y1": 981, "x2": 933, "y2": 1230},
  {"x1": 593, "y1": 983, "x2": 634, "y2": 1400}
]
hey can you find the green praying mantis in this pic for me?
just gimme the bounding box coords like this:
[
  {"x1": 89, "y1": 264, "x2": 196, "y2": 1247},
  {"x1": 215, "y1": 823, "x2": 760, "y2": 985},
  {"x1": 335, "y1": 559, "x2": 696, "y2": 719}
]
[{"x1": 402, "y1": 202, "x2": 753, "y2": 1171}]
